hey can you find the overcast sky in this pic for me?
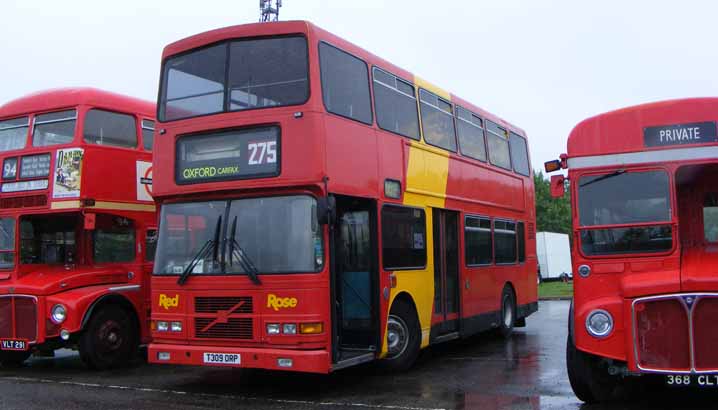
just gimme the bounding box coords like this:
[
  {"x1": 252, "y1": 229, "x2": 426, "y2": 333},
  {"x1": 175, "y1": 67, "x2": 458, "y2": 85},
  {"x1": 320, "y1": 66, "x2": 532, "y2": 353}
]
[{"x1": 3, "y1": 0, "x2": 718, "y2": 171}]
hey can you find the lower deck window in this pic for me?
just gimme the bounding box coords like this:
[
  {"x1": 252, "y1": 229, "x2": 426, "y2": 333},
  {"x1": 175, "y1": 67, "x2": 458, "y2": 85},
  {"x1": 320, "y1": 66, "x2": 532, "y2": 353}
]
[
  {"x1": 494, "y1": 220, "x2": 517, "y2": 264},
  {"x1": 20, "y1": 215, "x2": 77, "y2": 264},
  {"x1": 465, "y1": 216, "x2": 492, "y2": 265},
  {"x1": 705, "y1": 193, "x2": 718, "y2": 242},
  {"x1": 93, "y1": 215, "x2": 136, "y2": 263},
  {"x1": 580, "y1": 225, "x2": 673, "y2": 255},
  {"x1": 381, "y1": 206, "x2": 426, "y2": 270}
]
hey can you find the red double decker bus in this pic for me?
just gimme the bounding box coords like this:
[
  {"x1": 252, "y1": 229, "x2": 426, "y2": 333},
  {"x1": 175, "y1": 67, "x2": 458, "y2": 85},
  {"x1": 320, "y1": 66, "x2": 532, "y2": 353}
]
[
  {"x1": 0, "y1": 88, "x2": 157, "y2": 369},
  {"x1": 545, "y1": 98, "x2": 718, "y2": 402},
  {"x1": 149, "y1": 21, "x2": 537, "y2": 373}
]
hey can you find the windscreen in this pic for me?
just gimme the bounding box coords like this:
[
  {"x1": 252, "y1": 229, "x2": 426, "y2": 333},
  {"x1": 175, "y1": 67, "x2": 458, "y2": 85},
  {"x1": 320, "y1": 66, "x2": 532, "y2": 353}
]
[
  {"x1": 154, "y1": 195, "x2": 323, "y2": 275},
  {"x1": 577, "y1": 170, "x2": 673, "y2": 255},
  {"x1": 160, "y1": 36, "x2": 309, "y2": 121}
]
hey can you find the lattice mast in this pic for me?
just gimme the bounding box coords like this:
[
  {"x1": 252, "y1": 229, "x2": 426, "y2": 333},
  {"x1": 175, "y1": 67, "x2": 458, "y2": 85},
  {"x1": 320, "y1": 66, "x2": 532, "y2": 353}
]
[{"x1": 260, "y1": 0, "x2": 282, "y2": 22}]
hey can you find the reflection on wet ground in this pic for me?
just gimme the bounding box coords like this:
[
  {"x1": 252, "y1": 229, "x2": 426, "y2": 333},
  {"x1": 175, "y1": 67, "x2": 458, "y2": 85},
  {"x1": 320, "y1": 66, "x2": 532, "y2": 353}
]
[{"x1": 0, "y1": 301, "x2": 716, "y2": 410}]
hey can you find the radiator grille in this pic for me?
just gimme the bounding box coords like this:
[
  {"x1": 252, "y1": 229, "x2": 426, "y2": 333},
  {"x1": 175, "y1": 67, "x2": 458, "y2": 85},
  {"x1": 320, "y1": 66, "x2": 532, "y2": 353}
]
[
  {"x1": 194, "y1": 296, "x2": 253, "y2": 313},
  {"x1": 0, "y1": 296, "x2": 37, "y2": 342},
  {"x1": 194, "y1": 317, "x2": 253, "y2": 339}
]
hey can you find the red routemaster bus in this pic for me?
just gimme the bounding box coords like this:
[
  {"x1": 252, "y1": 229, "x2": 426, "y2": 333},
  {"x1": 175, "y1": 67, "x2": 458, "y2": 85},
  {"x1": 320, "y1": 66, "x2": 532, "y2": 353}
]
[
  {"x1": 545, "y1": 98, "x2": 718, "y2": 402},
  {"x1": 0, "y1": 88, "x2": 157, "y2": 369},
  {"x1": 149, "y1": 21, "x2": 537, "y2": 373}
]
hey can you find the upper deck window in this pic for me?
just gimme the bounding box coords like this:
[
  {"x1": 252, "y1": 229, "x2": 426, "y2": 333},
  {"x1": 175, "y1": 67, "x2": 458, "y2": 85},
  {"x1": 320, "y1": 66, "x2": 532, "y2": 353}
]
[
  {"x1": 0, "y1": 117, "x2": 29, "y2": 152},
  {"x1": 83, "y1": 109, "x2": 137, "y2": 148},
  {"x1": 142, "y1": 120, "x2": 155, "y2": 151},
  {"x1": 319, "y1": 42, "x2": 372, "y2": 125},
  {"x1": 509, "y1": 132, "x2": 530, "y2": 176},
  {"x1": 486, "y1": 120, "x2": 511, "y2": 170},
  {"x1": 32, "y1": 110, "x2": 77, "y2": 147},
  {"x1": 419, "y1": 89, "x2": 457, "y2": 151},
  {"x1": 159, "y1": 36, "x2": 309, "y2": 122},
  {"x1": 373, "y1": 67, "x2": 419, "y2": 140},
  {"x1": 455, "y1": 106, "x2": 486, "y2": 161}
]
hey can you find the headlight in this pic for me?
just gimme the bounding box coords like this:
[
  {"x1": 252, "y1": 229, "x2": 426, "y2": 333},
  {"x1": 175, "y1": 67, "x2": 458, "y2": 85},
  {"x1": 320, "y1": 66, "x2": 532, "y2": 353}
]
[
  {"x1": 170, "y1": 321, "x2": 182, "y2": 332},
  {"x1": 586, "y1": 309, "x2": 613, "y2": 338},
  {"x1": 283, "y1": 323, "x2": 297, "y2": 335},
  {"x1": 51, "y1": 304, "x2": 67, "y2": 324},
  {"x1": 157, "y1": 321, "x2": 169, "y2": 332},
  {"x1": 266, "y1": 323, "x2": 280, "y2": 335}
]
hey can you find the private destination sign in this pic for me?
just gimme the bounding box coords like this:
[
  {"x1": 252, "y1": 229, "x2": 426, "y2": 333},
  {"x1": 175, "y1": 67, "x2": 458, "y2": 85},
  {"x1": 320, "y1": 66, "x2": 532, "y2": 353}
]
[{"x1": 643, "y1": 121, "x2": 717, "y2": 147}]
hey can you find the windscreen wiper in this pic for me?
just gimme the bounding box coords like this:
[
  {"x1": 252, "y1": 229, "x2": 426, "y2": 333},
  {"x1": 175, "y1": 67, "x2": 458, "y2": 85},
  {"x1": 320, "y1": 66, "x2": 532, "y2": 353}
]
[
  {"x1": 579, "y1": 169, "x2": 626, "y2": 188},
  {"x1": 228, "y1": 216, "x2": 262, "y2": 285},
  {"x1": 177, "y1": 215, "x2": 222, "y2": 285}
]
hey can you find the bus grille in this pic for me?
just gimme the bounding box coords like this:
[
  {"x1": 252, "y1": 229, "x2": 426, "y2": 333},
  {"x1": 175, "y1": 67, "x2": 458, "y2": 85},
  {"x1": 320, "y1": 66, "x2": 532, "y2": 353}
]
[
  {"x1": 194, "y1": 296, "x2": 253, "y2": 313},
  {"x1": 633, "y1": 294, "x2": 718, "y2": 372},
  {"x1": 0, "y1": 296, "x2": 37, "y2": 342},
  {"x1": 194, "y1": 317, "x2": 253, "y2": 339}
]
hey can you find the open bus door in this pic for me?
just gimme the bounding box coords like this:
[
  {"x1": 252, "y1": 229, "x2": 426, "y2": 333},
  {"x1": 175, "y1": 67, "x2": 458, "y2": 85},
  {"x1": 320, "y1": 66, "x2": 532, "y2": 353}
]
[{"x1": 331, "y1": 196, "x2": 379, "y2": 368}]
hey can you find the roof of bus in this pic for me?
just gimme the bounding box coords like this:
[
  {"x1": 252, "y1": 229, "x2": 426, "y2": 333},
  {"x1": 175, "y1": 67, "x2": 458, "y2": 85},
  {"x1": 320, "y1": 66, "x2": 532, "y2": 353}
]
[
  {"x1": 0, "y1": 87, "x2": 155, "y2": 119},
  {"x1": 567, "y1": 97, "x2": 718, "y2": 157},
  {"x1": 161, "y1": 20, "x2": 526, "y2": 136}
]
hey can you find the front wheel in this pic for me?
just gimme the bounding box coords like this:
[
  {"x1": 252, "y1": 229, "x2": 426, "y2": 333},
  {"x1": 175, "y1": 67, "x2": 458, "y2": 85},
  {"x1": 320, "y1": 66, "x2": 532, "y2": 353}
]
[
  {"x1": 566, "y1": 335, "x2": 623, "y2": 403},
  {"x1": 381, "y1": 300, "x2": 420, "y2": 372},
  {"x1": 0, "y1": 351, "x2": 31, "y2": 367},
  {"x1": 79, "y1": 306, "x2": 138, "y2": 370}
]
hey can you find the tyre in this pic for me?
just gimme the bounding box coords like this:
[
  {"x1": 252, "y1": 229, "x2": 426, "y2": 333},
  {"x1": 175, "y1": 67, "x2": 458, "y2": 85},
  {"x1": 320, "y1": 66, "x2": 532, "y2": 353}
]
[
  {"x1": 498, "y1": 286, "x2": 516, "y2": 338},
  {"x1": 381, "y1": 300, "x2": 421, "y2": 372},
  {"x1": 0, "y1": 351, "x2": 31, "y2": 367},
  {"x1": 566, "y1": 334, "x2": 621, "y2": 403},
  {"x1": 79, "y1": 306, "x2": 138, "y2": 370}
]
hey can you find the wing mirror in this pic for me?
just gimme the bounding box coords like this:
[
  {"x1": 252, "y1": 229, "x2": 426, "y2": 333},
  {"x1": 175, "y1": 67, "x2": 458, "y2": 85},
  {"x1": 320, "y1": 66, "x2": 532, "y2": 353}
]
[{"x1": 550, "y1": 175, "x2": 566, "y2": 198}]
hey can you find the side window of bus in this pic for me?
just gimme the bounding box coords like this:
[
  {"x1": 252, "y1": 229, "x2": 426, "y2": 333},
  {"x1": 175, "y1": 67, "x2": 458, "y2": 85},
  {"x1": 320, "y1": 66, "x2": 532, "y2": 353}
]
[
  {"x1": 465, "y1": 216, "x2": 492, "y2": 266},
  {"x1": 142, "y1": 120, "x2": 155, "y2": 151},
  {"x1": 83, "y1": 109, "x2": 137, "y2": 148},
  {"x1": 494, "y1": 220, "x2": 517, "y2": 264},
  {"x1": 33, "y1": 110, "x2": 77, "y2": 147},
  {"x1": 485, "y1": 120, "x2": 511, "y2": 170},
  {"x1": 517, "y1": 222, "x2": 526, "y2": 263},
  {"x1": 455, "y1": 106, "x2": 486, "y2": 161},
  {"x1": 509, "y1": 132, "x2": 530, "y2": 176},
  {"x1": 319, "y1": 42, "x2": 372, "y2": 125},
  {"x1": 704, "y1": 193, "x2": 718, "y2": 242},
  {"x1": 0, "y1": 116, "x2": 29, "y2": 152},
  {"x1": 372, "y1": 67, "x2": 420, "y2": 140},
  {"x1": 93, "y1": 215, "x2": 136, "y2": 263},
  {"x1": 419, "y1": 89, "x2": 457, "y2": 152},
  {"x1": 145, "y1": 229, "x2": 158, "y2": 262},
  {"x1": 381, "y1": 206, "x2": 426, "y2": 270}
]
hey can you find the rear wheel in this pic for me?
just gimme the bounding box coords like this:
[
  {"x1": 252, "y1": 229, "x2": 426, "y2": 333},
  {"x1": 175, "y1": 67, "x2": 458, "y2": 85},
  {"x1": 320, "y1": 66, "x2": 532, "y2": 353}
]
[
  {"x1": 0, "y1": 351, "x2": 31, "y2": 367},
  {"x1": 381, "y1": 300, "x2": 420, "y2": 372},
  {"x1": 79, "y1": 306, "x2": 138, "y2": 370},
  {"x1": 498, "y1": 286, "x2": 516, "y2": 338},
  {"x1": 566, "y1": 334, "x2": 622, "y2": 403}
]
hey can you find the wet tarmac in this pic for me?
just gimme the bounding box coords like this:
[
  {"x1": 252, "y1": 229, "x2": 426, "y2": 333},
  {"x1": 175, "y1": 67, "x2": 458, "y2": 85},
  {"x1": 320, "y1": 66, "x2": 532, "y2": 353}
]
[{"x1": 1, "y1": 300, "x2": 716, "y2": 410}]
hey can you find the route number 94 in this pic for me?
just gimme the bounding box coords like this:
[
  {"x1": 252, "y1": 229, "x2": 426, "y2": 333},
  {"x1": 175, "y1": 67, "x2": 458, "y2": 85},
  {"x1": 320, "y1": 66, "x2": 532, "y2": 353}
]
[{"x1": 248, "y1": 141, "x2": 277, "y2": 165}]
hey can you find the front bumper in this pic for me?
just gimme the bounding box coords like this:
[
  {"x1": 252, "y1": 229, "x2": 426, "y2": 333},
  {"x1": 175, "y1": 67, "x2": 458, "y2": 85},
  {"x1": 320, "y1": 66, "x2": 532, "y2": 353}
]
[{"x1": 149, "y1": 343, "x2": 331, "y2": 373}]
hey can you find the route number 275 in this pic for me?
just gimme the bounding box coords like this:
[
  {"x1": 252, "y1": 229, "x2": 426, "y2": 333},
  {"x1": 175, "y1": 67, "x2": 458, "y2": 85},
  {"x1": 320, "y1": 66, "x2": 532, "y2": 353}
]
[{"x1": 248, "y1": 141, "x2": 277, "y2": 165}]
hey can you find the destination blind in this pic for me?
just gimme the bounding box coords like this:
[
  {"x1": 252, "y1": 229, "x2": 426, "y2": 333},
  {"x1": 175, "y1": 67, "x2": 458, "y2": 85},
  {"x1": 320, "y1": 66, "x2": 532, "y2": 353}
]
[
  {"x1": 643, "y1": 121, "x2": 717, "y2": 147},
  {"x1": 176, "y1": 126, "x2": 280, "y2": 184}
]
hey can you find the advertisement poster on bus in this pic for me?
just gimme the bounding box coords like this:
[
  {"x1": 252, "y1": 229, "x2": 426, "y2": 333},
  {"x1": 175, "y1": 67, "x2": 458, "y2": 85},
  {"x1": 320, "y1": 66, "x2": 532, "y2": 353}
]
[{"x1": 53, "y1": 148, "x2": 84, "y2": 198}]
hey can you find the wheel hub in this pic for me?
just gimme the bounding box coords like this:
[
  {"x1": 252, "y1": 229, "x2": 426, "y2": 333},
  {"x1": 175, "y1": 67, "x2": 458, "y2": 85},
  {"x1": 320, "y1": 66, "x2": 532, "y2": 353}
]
[{"x1": 386, "y1": 315, "x2": 409, "y2": 359}]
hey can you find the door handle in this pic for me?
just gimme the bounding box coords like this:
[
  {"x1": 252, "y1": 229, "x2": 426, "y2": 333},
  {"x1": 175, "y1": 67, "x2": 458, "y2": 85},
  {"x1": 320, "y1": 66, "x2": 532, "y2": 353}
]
[{"x1": 465, "y1": 279, "x2": 470, "y2": 289}]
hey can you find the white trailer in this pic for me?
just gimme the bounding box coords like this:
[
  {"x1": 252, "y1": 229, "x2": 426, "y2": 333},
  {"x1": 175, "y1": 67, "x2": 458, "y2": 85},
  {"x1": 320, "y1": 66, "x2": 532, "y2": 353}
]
[{"x1": 536, "y1": 232, "x2": 572, "y2": 281}]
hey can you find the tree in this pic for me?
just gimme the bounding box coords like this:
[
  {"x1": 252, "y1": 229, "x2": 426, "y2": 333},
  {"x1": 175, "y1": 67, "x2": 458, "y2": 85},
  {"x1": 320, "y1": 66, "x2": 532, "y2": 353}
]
[{"x1": 534, "y1": 170, "x2": 571, "y2": 234}]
